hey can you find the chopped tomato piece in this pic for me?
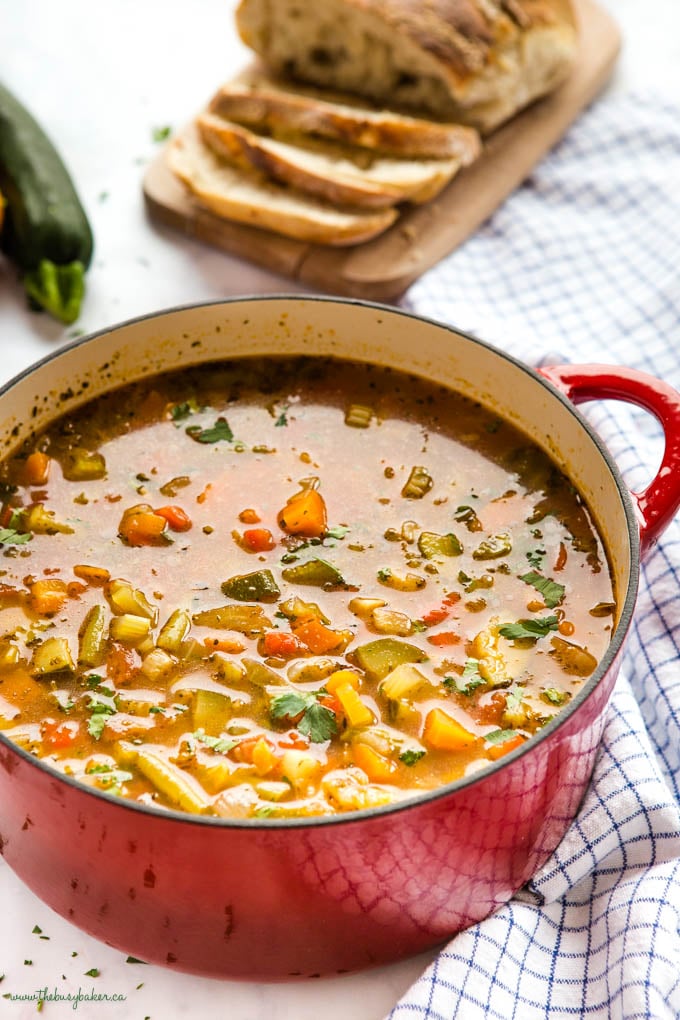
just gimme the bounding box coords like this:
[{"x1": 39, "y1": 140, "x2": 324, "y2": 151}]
[
  {"x1": 242, "y1": 527, "x2": 276, "y2": 552},
  {"x1": 426, "y1": 631, "x2": 461, "y2": 646},
  {"x1": 262, "y1": 631, "x2": 303, "y2": 658},
  {"x1": 105, "y1": 643, "x2": 139, "y2": 686},
  {"x1": 155, "y1": 505, "x2": 192, "y2": 532},
  {"x1": 239, "y1": 508, "x2": 261, "y2": 524},
  {"x1": 277, "y1": 730, "x2": 310, "y2": 750},
  {"x1": 554, "y1": 542, "x2": 567, "y2": 571},
  {"x1": 422, "y1": 607, "x2": 449, "y2": 626},
  {"x1": 41, "y1": 719, "x2": 80, "y2": 749}
]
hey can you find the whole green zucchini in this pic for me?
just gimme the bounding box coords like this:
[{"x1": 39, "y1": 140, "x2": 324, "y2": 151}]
[{"x1": 0, "y1": 82, "x2": 93, "y2": 324}]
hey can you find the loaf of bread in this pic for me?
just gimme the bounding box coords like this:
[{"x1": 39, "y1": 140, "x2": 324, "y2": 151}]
[
  {"x1": 197, "y1": 111, "x2": 467, "y2": 209},
  {"x1": 168, "y1": 129, "x2": 398, "y2": 245},
  {"x1": 235, "y1": 0, "x2": 578, "y2": 133},
  {"x1": 209, "y1": 67, "x2": 482, "y2": 159}
]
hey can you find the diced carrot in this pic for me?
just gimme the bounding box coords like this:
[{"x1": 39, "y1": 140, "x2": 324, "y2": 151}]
[
  {"x1": 73, "y1": 564, "x2": 111, "y2": 585},
  {"x1": 239, "y1": 508, "x2": 261, "y2": 524},
  {"x1": 155, "y1": 505, "x2": 192, "y2": 532},
  {"x1": 325, "y1": 669, "x2": 361, "y2": 695},
  {"x1": 203, "y1": 636, "x2": 246, "y2": 654},
  {"x1": 232, "y1": 736, "x2": 261, "y2": 764},
  {"x1": 262, "y1": 631, "x2": 303, "y2": 658},
  {"x1": 293, "y1": 618, "x2": 344, "y2": 655},
  {"x1": 66, "y1": 581, "x2": 87, "y2": 598},
  {"x1": 252, "y1": 736, "x2": 279, "y2": 776},
  {"x1": 196, "y1": 484, "x2": 212, "y2": 505},
  {"x1": 242, "y1": 527, "x2": 275, "y2": 552},
  {"x1": 423, "y1": 708, "x2": 478, "y2": 751},
  {"x1": 277, "y1": 487, "x2": 327, "y2": 538},
  {"x1": 554, "y1": 542, "x2": 567, "y2": 571},
  {"x1": 29, "y1": 578, "x2": 69, "y2": 615},
  {"x1": 41, "y1": 719, "x2": 81, "y2": 749},
  {"x1": 486, "y1": 733, "x2": 526, "y2": 761},
  {"x1": 426, "y1": 632, "x2": 461, "y2": 646},
  {"x1": 119, "y1": 510, "x2": 167, "y2": 546},
  {"x1": 24, "y1": 451, "x2": 51, "y2": 486},
  {"x1": 443, "y1": 592, "x2": 461, "y2": 607},
  {"x1": 352, "y1": 742, "x2": 396, "y2": 783}
]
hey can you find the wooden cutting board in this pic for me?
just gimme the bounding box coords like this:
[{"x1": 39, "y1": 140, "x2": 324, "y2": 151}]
[{"x1": 143, "y1": 0, "x2": 621, "y2": 302}]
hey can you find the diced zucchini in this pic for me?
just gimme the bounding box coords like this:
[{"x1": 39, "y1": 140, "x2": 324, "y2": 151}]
[
  {"x1": 418, "y1": 531, "x2": 463, "y2": 558},
  {"x1": 278, "y1": 596, "x2": 329, "y2": 625},
  {"x1": 21, "y1": 503, "x2": 74, "y2": 535},
  {"x1": 242, "y1": 658, "x2": 286, "y2": 687},
  {"x1": 78, "y1": 604, "x2": 107, "y2": 667},
  {"x1": 281, "y1": 558, "x2": 346, "y2": 589},
  {"x1": 31, "y1": 636, "x2": 75, "y2": 675},
  {"x1": 472, "y1": 533, "x2": 512, "y2": 560},
  {"x1": 193, "y1": 689, "x2": 233, "y2": 732},
  {"x1": 221, "y1": 569, "x2": 280, "y2": 603},
  {"x1": 61, "y1": 447, "x2": 107, "y2": 481},
  {"x1": 192, "y1": 604, "x2": 271, "y2": 634},
  {"x1": 109, "y1": 614, "x2": 151, "y2": 646},
  {"x1": 401, "y1": 466, "x2": 433, "y2": 499},
  {"x1": 370, "y1": 607, "x2": 413, "y2": 636},
  {"x1": 156, "y1": 608, "x2": 191, "y2": 653},
  {"x1": 353, "y1": 638, "x2": 428, "y2": 683}
]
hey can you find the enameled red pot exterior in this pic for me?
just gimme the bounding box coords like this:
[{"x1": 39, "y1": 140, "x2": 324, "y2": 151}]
[
  {"x1": 0, "y1": 297, "x2": 678, "y2": 979},
  {"x1": 0, "y1": 641, "x2": 621, "y2": 979}
]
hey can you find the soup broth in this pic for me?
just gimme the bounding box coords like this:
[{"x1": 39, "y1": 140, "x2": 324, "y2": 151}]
[{"x1": 0, "y1": 357, "x2": 615, "y2": 819}]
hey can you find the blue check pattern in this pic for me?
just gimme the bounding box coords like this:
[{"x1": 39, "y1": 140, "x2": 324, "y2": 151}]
[{"x1": 394, "y1": 92, "x2": 680, "y2": 1019}]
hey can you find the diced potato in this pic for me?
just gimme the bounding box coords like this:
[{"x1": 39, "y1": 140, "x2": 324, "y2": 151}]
[
  {"x1": 348, "y1": 597, "x2": 387, "y2": 619},
  {"x1": 380, "y1": 663, "x2": 430, "y2": 701},
  {"x1": 256, "y1": 781, "x2": 292, "y2": 802},
  {"x1": 370, "y1": 607, "x2": 413, "y2": 636},
  {"x1": 140, "y1": 647, "x2": 175, "y2": 682},
  {"x1": 321, "y1": 767, "x2": 395, "y2": 811},
  {"x1": 280, "y1": 749, "x2": 321, "y2": 793}
]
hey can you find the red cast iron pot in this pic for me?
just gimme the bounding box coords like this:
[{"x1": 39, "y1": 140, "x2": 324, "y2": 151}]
[{"x1": 0, "y1": 296, "x2": 679, "y2": 980}]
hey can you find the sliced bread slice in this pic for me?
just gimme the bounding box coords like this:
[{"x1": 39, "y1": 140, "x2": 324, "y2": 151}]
[
  {"x1": 167, "y1": 130, "x2": 398, "y2": 246},
  {"x1": 197, "y1": 111, "x2": 463, "y2": 209},
  {"x1": 208, "y1": 67, "x2": 482, "y2": 161}
]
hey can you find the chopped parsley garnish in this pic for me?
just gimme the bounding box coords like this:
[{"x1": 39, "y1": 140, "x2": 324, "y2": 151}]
[
  {"x1": 377, "y1": 567, "x2": 392, "y2": 582},
  {"x1": 84, "y1": 968, "x2": 100, "y2": 978},
  {"x1": 193, "y1": 729, "x2": 237, "y2": 754},
  {"x1": 541, "y1": 687, "x2": 571, "y2": 706},
  {"x1": 270, "y1": 690, "x2": 337, "y2": 743},
  {"x1": 445, "y1": 658, "x2": 485, "y2": 695},
  {"x1": 526, "y1": 547, "x2": 546, "y2": 569},
  {"x1": 485, "y1": 728, "x2": 520, "y2": 746},
  {"x1": 519, "y1": 571, "x2": 565, "y2": 609},
  {"x1": 126, "y1": 956, "x2": 147, "y2": 965},
  {"x1": 0, "y1": 527, "x2": 31, "y2": 546},
  {"x1": 399, "y1": 749, "x2": 425, "y2": 766},
  {"x1": 32, "y1": 925, "x2": 42, "y2": 934},
  {"x1": 274, "y1": 411, "x2": 288, "y2": 427},
  {"x1": 326, "y1": 524, "x2": 350, "y2": 540},
  {"x1": 186, "y1": 417, "x2": 234, "y2": 444},
  {"x1": 499, "y1": 615, "x2": 559, "y2": 641},
  {"x1": 85, "y1": 683, "x2": 118, "y2": 740}
]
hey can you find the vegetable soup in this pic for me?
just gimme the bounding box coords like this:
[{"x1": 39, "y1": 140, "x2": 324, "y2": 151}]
[{"x1": 0, "y1": 357, "x2": 615, "y2": 819}]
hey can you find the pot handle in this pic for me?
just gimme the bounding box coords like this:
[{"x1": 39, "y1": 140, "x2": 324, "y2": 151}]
[{"x1": 538, "y1": 364, "x2": 680, "y2": 559}]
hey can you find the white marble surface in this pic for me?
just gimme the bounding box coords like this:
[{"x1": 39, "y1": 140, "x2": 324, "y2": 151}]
[{"x1": 0, "y1": 1, "x2": 678, "y2": 1017}]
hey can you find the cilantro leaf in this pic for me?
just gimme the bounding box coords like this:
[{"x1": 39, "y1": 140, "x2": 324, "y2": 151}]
[
  {"x1": 0, "y1": 527, "x2": 31, "y2": 546},
  {"x1": 499, "y1": 615, "x2": 559, "y2": 641},
  {"x1": 193, "y1": 729, "x2": 237, "y2": 754},
  {"x1": 519, "y1": 571, "x2": 565, "y2": 609},
  {"x1": 485, "y1": 728, "x2": 520, "y2": 746},
  {"x1": 87, "y1": 714, "x2": 108, "y2": 740},
  {"x1": 399, "y1": 749, "x2": 425, "y2": 766},
  {"x1": 186, "y1": 417, "x2": 234, "y2": 444},
  {"x1": 171, "y1": 401, "x2": 193, "y2": 422},
  {"x1": 270, "y1": 690, "x2": 337, "y2": 743},
  {"x1": 444, "y1": 658, "x2": 486, "y2": 695},
  {"x1": 526, "y1": 547, "x2": 546, "y2": 569},
  {"x1": 541, "y1": 687, "x2": 571, "y2": 706},
  {"x1": 274, "y1": 411, "x2": 288, "y2": 428}
]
